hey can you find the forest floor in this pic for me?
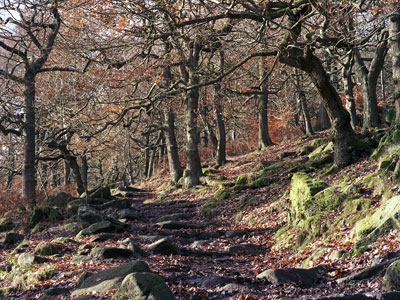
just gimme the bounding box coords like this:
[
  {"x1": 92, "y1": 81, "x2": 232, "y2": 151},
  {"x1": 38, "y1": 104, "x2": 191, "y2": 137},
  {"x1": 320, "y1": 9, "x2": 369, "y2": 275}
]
[{"x1": 2, "y1": 131, "x2": 400, "y2": 299}]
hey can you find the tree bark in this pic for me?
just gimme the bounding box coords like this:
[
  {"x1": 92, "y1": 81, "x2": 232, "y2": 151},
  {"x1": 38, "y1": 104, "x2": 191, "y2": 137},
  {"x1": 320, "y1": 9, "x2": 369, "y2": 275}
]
[
  {"x1": 315, "y1": 102, "x2": 331, "y2": 131},
  {"x1": 81, "y1": 152, "x2": 88, "y2": 191},
  {"x1": 280, "y1": 47, "x2": 355, "y2": 168},
  {"x1": 257, "y1": 61, "x2": 274, "y2": 149},
  {"x1": 294, "y1": 69, "x2": 313, "y2": 137},
  {"x1": 165, "y1": 111, "x2": 183, "y2": 182},
  {"x1": 354, "y1": 30, "x2": 388, "y2": 130},
  {"x1": 22, "y1": 73, "x2": 37, "y2": 205},
  {"x1": 390, "y1": 6, "x2": 400, "y2": 125},
  {"x1": 183, "y1": 42, "x2": 203, "y2": 188},
  {"x1": 342, "y1": 53, "x2": 358, "y2": 129}
]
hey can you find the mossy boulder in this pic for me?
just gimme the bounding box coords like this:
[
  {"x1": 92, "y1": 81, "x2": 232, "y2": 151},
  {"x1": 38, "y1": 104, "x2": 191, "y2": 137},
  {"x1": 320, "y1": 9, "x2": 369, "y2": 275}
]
[
  {"x1": 249, "y1": 177, "x2": 271, "y2": 189},
  {"x1": 80, "y1": 186, "x2": 112, "y2": 201},
  {"x1": 354, "y1": 195, "x2": 400, "y2": 248},
  {"x1": 201, "y1": 200, "x2": 221, "y2": 219},
  {"x1": 378, "y1": 155, "x2": 398, "y2": 171},
  {"x1": 72, "y1": 261, "x2": 150, "y2": 297},
  {"x1": 17, "y1": 253, "x2": 48, "y2": 267},
  {"x1": 45, "y1": 192, "x2": 74, "y2": 207},
  {"x1": 235, "y1": 175, "x2": 248, "y2": 185},
  {"x1": 112, "y1": 272, "x2": 175, "y2": 300},
  {"x1": 382, "y1": 260, "x2": 400, "y2": 291},
  {"x1": 76, "y1": 221, "x2": 125, "y2": 238},
  {"x1": 215, "y1": 189, "x2": 230, "y2": 200},
  {"x1": 308, "y1": 142, "x2": 333, "y2": 160},
  {"x1": 66, "y1": 199, "x2": 86, "y2": 215},
  {"x1": 288, "y1": 172, "x2": 329, "y2": 225},
  {"x1": 29, "y1": 206, "x2": 61, "y2": 229},
  {"x1": 0, "y1": 221, "x2": 14, "y2": 233},
  {"x1": 371, "y1": 129, "x2": 400, "y2": 160},
  {"x1": 34, "y1": 242, "x2": 63, "y2": 256},
  {"x1": 1, "y1": 232, "x2": 24, "y2": 249}
]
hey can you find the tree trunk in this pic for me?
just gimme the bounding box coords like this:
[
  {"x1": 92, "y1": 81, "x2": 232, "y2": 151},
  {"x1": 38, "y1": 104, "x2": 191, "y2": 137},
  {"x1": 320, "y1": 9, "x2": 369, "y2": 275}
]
[
  {"x1": 215, "y1": 104, "x2": 226, "y2": 166},
  {"x1": 184, "y1": 84, "x2": 202, "y2": 187},
  {"x1": 183, "y1": 43, "x2": 202, "y2": 188},
  {"x1": 165, "y1": 110, "x2": 183, "y2": 182},
  {"x1": 81, "y1": 152, "x2": 88, "y2": 191},
  {"x1": 315, "y1": 102, "x2": 331, "y2": 131},
  {"x1": 257, "y1": 60, "x2": 274, "y2": 148},
  {"x1": 23, "y1": 74, "x2": 36, "y2": 205},
  {"x1": 280, "y1": 48, "x2": 355, "y2": 168},
  {"x1": 67, "y1": 156, "x2": 85, "y2": 195},
  {"x1": 342, "y1": 53, "x2": 358, "y2": 129},
  {"x1": 64, "y1": 160, "x2": 71, "y2": 185},
  {"x1": 51, "y1": 161, "x2": 59, "y2": 187},
  {"x1": 294, "y1": 69, "x2": 313, "y2": 136},
  {"x1": 390, "y1": 7, "x2": 400, "y2": 125},
  {"x1": 354, "y1": 30, "x2": 388, "y2": 130},
  {"x1": 200, "y1": 107, "x2": 218, "y2": 152}
]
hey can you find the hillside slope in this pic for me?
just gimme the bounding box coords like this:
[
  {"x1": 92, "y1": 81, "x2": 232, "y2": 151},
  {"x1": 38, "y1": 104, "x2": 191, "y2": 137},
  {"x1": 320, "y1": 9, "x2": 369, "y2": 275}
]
[{"x1": 1, "y1": 130, "x2": 400, "y2": 299}]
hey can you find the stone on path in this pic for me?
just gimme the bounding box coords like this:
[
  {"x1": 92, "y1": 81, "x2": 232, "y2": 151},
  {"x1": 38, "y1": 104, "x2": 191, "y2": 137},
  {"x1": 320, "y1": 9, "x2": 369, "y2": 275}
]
[
  {"x1": 157, "y1": 220, "x2": 205, "y2": 230},
  {"x1": 90, "y1": 246, "x2": 135, "y2": 259},
  {"x1": 112, "y1": 272, "x2": 175, "y2": 300},
  {"x1": 228, "y1": 244, "x2": 259, "y2": 255},
  {"x1": 157, "y1": 213, "x2": 193, "y2": 223},
  {"x1": 90, "y1": 233, "x2": 116, "y2": 243},
  {"x1": 76, "y1": 221, "x2": 125, "y2": 238},
  {"x1": 71, "y1": 261, "x2": 150, "y2": 297},
  {"x1": 148, "y1": 238, "x2": 178, "y2": 255},
  {"x1": 257, "y1": 266, "x2": 324, "y2": 287}
]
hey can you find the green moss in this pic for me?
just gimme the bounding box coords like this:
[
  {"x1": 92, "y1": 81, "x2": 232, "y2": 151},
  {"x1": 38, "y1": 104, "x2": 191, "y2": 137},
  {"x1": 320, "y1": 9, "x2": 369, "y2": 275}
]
[
  {"x1": 201, "y1": 200, "x2": 221, "y2": 219},
  {"x1": 311, "y1": 138, "x2": 329, "y2": 148},
  {"x1": 234, "y1": 212, "x2": 243, "y2": 223},
  {"x1": 232, "y1": 184, "x2": 248, "y2": 193},
  {"x1": 260, "y1": 162, "x2": 286, "y2": 174},
  {"x1": 238, "y1": 197, "x2": 252, "y2": 210},
  {"x1": 371, "y1": 129, "x2": 400, "y2": 159},
  {"x1": 362, "y1": 172, "x2": 381, "y2": 188},
  {"x1": 354, "y1": 216, "x2": 378, "y2": 237},
  {"x1": 235, "y1": 175, "x2": 248, "y2": 185},
  {"x1": 298, "y1": 145, "x2": 314, "y2": 156},
  {"x1": 343, "y1": 198, "x2": 372, "y2": 215},
  {"x1": 378, "y1": 155, "x2": 396, "y2": 171},
  {"x1": 288, "y1": 172, "x2": 329, "y2": 224},
  {"x1": 215, "y1": 189, "x2": 230, "y2": 200},
  {"x1": 249, "y1": 177, "x2": 271, "y2": 189}
]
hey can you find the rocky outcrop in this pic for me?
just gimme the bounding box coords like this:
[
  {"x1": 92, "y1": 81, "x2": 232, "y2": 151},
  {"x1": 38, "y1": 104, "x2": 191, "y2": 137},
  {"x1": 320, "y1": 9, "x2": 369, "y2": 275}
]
[
  {"x1": 112, "y1": 272, "x2": 175, "y2": 300},
  {"x1": 77, "y1": 206, "x2": 126, "y2": 229},
  {"x1": 71, "y1": 261, "x2": 150, "y2": 297},
  {"x1": 354, "y1": 195, "x2": 400, "y2": 248}
]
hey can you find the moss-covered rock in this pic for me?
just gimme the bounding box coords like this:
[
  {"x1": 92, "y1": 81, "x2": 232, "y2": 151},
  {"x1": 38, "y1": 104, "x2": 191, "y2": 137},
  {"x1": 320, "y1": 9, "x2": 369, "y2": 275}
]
[
  {"x1": 382, "y1": 260, "x2": 400, "y2": 291},
  {"x1": 235, "y1": 175, "x2": 248, "y2": 185},
  {"x1": 201, "y1": 200, "x2": 221, "y2": 219},
  {"x1": 1, "y1": 232, "x2": 24, "y2": 249},
  {"x1": 29, "y1": 206, "x2": 61, "y2": 229},
  {"x1": 288, "y1": 173, "x2": 329, "y2": 225},
  {"x1": 34, "y1": 242, "x2": 63, "y2": 256},
  {"x1": 0, "y1": 221, "x2": 14, "y2": 233},
  {"x1": 17, "y1": 253, "x2": 48, "y2": 267},
  {"x1": 45, "y1": 192, "x2": 74, "y2": 207},
  {"x1": 249, "y1": 177, "x2": 271, "y2": 189},
  {"x1": 354, "y1": 195, "x2": 400, "y2": 248},
  {"x1": 112, "y1": 272, "x2": 175, "y2": 300},
  {"x1": 371, "y1": 129, "x2": 400, "y2": 160},
  {"x1": 215, "y1": 189, "x2": 230, "y2": 200},
  {"x1": 308, "y1": 142, "x2": 333, "y2": 160},
  {"x1": 72, "y1": 261, "x2": 150, "y2": 297}
]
